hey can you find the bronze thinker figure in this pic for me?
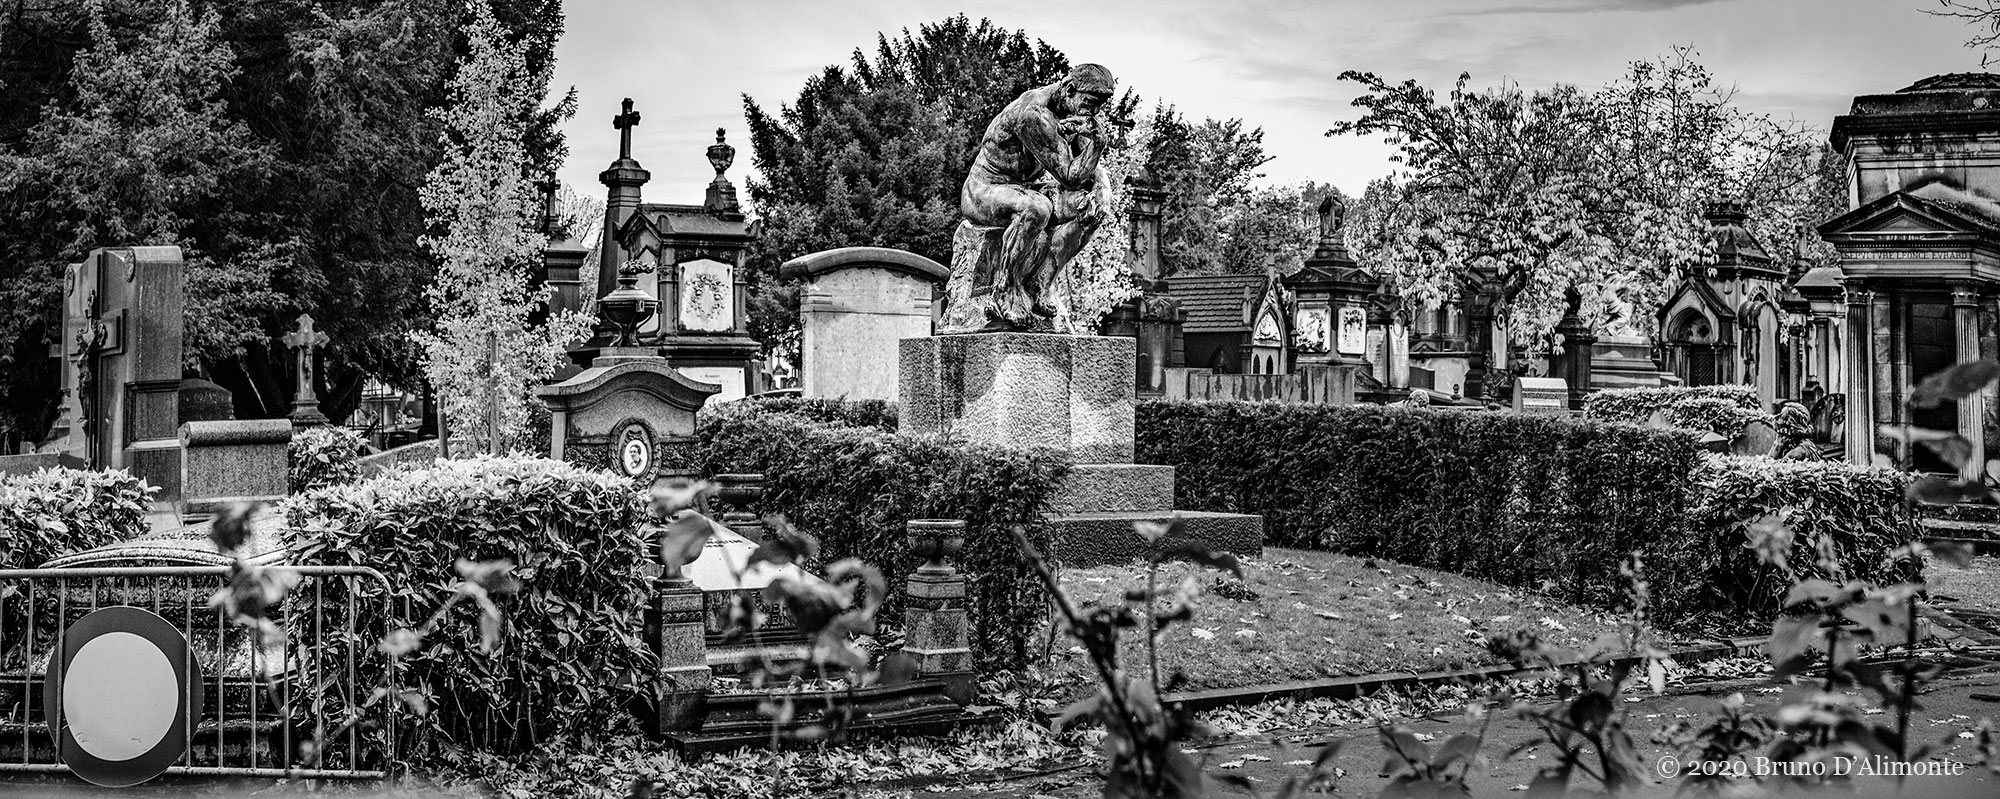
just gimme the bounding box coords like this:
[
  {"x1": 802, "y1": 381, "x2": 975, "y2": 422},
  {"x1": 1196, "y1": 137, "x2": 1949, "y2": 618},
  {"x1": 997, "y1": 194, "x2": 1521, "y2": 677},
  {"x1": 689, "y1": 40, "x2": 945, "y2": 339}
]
[{"x1": 951, "y1": 64, "x2": 1116, "y2": 332}]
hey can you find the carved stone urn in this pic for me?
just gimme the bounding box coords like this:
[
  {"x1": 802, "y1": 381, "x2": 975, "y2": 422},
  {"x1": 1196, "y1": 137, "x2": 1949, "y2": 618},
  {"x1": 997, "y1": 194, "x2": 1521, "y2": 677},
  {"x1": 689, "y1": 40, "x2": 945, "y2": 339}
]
[{"x1": 906, "y1": 519, "x2": 966, "y2": 574}]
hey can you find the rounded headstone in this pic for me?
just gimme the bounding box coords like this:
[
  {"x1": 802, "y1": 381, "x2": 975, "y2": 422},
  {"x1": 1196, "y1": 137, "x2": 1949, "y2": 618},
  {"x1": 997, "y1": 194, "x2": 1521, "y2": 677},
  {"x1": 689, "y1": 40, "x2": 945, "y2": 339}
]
[{"x1": 177, "y1": 378, "x2": 234, "y2": 423}]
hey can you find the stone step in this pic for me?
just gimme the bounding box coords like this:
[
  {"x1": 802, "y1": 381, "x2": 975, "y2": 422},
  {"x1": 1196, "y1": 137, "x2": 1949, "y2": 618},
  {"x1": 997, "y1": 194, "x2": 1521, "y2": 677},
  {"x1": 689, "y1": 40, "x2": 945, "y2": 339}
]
[
  {"x1": 1047, "y1": 510, "x2": 1263, "y2": 567},
  {"x1": 1049, "y1": 463, "x2": 1175, "y2": 514},
  {"x1": 1920, "y1": 517, "x2": 2000, "y2": 540}
]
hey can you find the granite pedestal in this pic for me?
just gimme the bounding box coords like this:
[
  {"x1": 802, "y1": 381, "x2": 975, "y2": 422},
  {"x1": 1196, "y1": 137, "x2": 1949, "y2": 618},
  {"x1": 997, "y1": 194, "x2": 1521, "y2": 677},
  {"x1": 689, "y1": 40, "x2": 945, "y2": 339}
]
[{"x1": 899, "y1": 332, "x2": 1261, "y2": 565}]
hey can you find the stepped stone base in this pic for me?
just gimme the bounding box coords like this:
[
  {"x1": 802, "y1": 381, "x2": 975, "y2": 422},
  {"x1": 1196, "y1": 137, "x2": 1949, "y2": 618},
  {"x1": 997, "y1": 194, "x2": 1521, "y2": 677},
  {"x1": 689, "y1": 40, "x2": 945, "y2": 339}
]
[
  {"x1": 1049, "y1": 510, "x2": 1263, "y2": 567},
  {"x1": 1050, "y1": 463, "x2": 1174, "y2": 514}
]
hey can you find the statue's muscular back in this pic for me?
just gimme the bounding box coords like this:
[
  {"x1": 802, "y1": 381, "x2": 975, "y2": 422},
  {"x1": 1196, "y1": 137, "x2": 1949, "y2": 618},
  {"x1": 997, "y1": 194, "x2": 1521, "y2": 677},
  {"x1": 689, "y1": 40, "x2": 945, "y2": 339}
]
[{"x1": 967, "y1": 85, "x2": 1061, "y2": 188}]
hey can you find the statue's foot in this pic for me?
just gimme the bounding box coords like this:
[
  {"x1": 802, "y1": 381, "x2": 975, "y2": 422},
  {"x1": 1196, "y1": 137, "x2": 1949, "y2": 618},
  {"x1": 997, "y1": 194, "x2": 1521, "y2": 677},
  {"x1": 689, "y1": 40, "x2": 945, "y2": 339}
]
[{"x1": 1031, "y1": 301, "x2": 1059, "y2": 319}]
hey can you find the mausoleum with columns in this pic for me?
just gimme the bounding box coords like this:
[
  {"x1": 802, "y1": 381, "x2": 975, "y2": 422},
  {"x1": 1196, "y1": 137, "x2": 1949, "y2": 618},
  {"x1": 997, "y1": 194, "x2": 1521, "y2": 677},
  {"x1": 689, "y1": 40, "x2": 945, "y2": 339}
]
[{"x1": 1818, "y1": 73, "x2": 2000, "y2": 475}]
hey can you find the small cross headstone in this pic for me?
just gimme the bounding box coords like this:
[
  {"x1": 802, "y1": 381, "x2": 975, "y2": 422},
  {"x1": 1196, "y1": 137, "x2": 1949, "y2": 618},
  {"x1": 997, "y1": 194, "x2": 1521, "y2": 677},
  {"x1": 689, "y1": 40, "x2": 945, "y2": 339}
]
[
  {"x1": 613, "y1": 98, "x2": 641, "y2": 160},
  {"x1": 283, "y1": 313, "x2": 330, "y2": 427}
]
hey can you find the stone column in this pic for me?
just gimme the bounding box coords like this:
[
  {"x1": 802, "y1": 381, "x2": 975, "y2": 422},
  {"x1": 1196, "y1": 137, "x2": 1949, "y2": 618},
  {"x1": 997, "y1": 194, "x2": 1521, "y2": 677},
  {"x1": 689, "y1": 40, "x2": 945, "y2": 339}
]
[
  {"x1": 1465, "y1": 299, "x2": 1497, "y2": 401},
  {"x1": 903, "y1": 519, "x2": 974, "y2": 705},
  {"x1": 653, "y1": 569, "x2": 711, "y2": 733},
  {"x1": 1954, "y1": 283, "x2": 1985, "y2": 480},
  {"x1": 1554, "y1": 290, "x2": 1596, "y2": 411},
  {"x1": 1873, "y1": 289, "x2": 1898, "y2": 431},
  {"x1": 1844, "y1": 284, "x2": 1876, "y2": 464}
]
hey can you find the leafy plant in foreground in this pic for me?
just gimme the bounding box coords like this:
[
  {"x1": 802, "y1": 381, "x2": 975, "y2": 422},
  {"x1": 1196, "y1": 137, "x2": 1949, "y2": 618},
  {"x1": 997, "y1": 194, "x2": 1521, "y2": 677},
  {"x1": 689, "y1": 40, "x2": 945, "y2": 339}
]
[{"x1": 1013, "y1": 516, "x2": 1343, "y2": 799}]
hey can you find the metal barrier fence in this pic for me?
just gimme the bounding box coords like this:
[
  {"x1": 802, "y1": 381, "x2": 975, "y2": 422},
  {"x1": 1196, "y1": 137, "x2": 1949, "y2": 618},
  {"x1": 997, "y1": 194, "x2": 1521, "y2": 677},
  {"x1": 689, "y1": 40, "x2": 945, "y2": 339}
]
[{"x1": 0, "y1": 565, "x2": 399, "y2": 780}]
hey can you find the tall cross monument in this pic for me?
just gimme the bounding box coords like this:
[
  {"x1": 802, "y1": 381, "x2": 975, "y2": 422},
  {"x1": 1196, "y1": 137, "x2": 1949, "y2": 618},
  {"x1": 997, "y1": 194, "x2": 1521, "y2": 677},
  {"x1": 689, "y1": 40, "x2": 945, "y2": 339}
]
[{"x1": 283, "y1": 313, "x2": 330, "y2": 427}]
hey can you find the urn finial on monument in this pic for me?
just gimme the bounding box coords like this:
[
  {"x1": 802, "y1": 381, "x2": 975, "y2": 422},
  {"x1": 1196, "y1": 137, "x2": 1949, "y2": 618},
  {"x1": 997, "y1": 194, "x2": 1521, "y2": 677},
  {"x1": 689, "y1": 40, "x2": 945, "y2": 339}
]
[{"x1": 704, "y1": 127, "x2": 740, "y2": 216}]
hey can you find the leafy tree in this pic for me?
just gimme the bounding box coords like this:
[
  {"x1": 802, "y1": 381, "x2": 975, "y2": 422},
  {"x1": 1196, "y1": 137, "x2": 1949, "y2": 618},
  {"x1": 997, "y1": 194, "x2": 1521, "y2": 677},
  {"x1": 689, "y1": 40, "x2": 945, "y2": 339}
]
[
  {"x1": 415, "y1": 0, "x2": 586, "y2": 454},
  {"x1": 0, "y1": 0, "x2": 272, "y2": 444},
  {"x1": 1146, "y1": 107, "x2": 1274, "y2": 276},
  {"x1": 0, "y1": 0, "x2": 567, "y2": 443},
  {"x1": 1331, "y1": 49, "x2": 1839, "y2": 347},
  {"x1": 741, "y1": 14, "x2": 1071, "y2": 357},
  {"x1": 1930, "y1": 0, "x2": 2000, "y2": 65}
]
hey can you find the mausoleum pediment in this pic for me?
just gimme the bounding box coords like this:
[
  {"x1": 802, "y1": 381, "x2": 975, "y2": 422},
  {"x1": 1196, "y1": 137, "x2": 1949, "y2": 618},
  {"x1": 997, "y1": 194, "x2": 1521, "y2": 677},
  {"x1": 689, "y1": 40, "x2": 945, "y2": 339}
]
[{"x1": 1819, "y1": 190, "x2": 2000, "y2": 242}]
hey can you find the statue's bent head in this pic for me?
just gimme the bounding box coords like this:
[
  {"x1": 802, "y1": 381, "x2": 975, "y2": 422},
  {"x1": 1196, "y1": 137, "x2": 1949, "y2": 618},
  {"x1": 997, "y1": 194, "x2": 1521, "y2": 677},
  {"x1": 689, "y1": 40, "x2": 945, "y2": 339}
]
[{"x1": 1058, "y1": 64, "x2": 1115, "y2": 116}]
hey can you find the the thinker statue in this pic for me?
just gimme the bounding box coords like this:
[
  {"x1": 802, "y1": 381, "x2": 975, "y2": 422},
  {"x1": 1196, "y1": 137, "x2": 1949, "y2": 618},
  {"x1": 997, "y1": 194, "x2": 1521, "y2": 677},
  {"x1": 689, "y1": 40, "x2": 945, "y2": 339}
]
[{"x1": 950, "y1": 64, "x2": 1116, "y2": 332}]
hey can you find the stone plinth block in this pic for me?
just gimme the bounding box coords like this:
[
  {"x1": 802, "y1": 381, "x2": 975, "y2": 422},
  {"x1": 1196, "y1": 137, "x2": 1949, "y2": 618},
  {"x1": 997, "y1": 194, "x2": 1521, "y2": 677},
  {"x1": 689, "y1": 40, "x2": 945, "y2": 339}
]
[
  {"x1": 899, "y1": 334, "x2": 1135, "y2": 463},
  {"x1": 655, "y1": 582, "x2": 712, "y2": 733},
  {"x1": 1050, "y1": 463, "x2": 1175, "y2": 514},
  {"x1": 179, "y1": 419, "x2": 290, "y2": 518},
  {"x1": 903, "y1": 570, "x2": 974, "y2": 704},
  {"x1": 1049, "y1": 511, "x2": 1264, "y2": 567}
]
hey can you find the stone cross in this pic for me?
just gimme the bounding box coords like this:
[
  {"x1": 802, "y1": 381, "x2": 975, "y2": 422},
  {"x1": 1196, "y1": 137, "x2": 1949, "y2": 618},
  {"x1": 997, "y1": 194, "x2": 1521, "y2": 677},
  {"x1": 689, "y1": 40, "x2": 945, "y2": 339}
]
[
  {"x1": 283, "y1": 313, "x2": 330, "y2": 427},
  {"x1": 613, "y1": 98, "x2": 641, "y2": 160}
]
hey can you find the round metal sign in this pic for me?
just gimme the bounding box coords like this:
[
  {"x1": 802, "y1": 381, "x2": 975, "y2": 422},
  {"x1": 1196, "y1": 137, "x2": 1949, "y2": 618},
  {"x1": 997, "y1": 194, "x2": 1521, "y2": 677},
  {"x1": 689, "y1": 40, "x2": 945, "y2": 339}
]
[
  {"x1": 45, "y1": 606, "x2": 202, "y2": 787},
  {"x1": 613, "y1": 419, "x2": 657, "y2": 483}
]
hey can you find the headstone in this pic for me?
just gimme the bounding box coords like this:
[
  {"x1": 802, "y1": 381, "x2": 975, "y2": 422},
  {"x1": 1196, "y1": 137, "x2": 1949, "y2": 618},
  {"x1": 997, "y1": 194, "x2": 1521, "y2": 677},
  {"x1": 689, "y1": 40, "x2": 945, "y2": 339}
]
[
  {"x1": 535, "y1": 352, "x2": 720, "y2": 486},
  {"x1": 177, "y1": 377, "x2": 235, "y2": 424},
  {"x1": 281, "y1": 314, "x2": 330, "y2": 428},
  {"x1": 58, "y1": 247, "x2": 184, "y2": 500},
  {"x1": 178, "y1": 419, "x2": 291, "y2": 520},
  {"x1": 781, "y1": 247, "x2": 948, "y2": 401},
  {"x1": 1512, "y1": 377, "x2": 1571, "y2": 415},
  {"x1": 1734, "y1": 419, "x2": 1780, "y2": 457}
]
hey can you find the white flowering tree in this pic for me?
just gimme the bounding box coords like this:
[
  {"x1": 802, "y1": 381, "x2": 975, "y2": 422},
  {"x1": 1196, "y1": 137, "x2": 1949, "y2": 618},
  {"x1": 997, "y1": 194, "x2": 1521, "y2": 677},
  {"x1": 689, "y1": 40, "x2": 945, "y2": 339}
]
[
  {"x1": 1334, "y1": 50, "x2": 1837, "y2": 348},
  {"x1": 416, "y1": 0, "x2": 589, "y2": 453},
  {"x1": 1057, "y1": 112, "x2": 1158, "y2": 332}
]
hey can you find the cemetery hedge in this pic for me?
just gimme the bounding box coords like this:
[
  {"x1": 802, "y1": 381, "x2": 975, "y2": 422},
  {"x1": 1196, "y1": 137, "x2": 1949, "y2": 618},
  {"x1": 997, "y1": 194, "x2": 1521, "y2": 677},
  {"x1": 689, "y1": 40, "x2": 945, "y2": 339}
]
[
  {"x1": 1585, "y1": 385, "x2": 1774, "y2": 436},
  {"x1": 732, "y1": 395, "x2": 900, "y2": 430},
  {"x1": 695, "y1": 401, "x2": 1064, "y2": 672},
  {"x1": 1134, "y1": 401, "x2": 1919, "y2": 632},
  {"x1": 1662, "y1": 455, "x2": 1920, "y2": 630},
  {"x1": 283, "y1": 456, "x2": 657, "y2": 757},
  {"x1": 0, "y1": 467, "x2": 151, "y2": 567}
]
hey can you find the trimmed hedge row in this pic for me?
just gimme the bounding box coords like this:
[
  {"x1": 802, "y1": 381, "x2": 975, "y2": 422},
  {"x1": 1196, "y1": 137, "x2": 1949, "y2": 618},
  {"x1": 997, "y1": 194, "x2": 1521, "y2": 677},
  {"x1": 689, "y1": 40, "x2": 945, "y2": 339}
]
[
  {"x1": 728, "y1": 396, "x2": 900, "y2": 431},
  {"x1": 284, "y1": 456, "x2": 656, "y2": 756},
  {"x1": 1135, "y1": 401, "x2": 1920, "y2": 632},
  {"x1": 0, "y1": 467, "x2": 152, "y2": 567},
  {"x1": 1137, "y1": 401, "x2": 1701, "y2": 614},
  {"x1": 1586, "y1": 385, "x2": 1773, "y2": 437},
  {"x1": 695, "y1": 401, "x2": 1065, "y2": 672},
  {"x1": 1664, "y1": 456, "x2": 1920, "y2": 630}
]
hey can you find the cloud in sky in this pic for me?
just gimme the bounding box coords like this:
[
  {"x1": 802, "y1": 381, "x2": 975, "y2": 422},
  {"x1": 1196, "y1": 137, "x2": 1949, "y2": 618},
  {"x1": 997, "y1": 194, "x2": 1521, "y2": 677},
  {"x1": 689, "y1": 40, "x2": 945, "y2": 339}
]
[{"x1": 550, "y1": 0, "x2": 1985, "y2": 209}]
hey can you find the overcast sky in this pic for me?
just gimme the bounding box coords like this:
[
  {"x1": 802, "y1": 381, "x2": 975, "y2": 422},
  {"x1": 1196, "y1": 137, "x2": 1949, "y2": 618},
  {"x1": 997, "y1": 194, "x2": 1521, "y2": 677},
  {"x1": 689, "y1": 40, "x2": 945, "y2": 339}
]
[{"x1": 548, "y1": 0, "x2": 1985, "y2": 208}]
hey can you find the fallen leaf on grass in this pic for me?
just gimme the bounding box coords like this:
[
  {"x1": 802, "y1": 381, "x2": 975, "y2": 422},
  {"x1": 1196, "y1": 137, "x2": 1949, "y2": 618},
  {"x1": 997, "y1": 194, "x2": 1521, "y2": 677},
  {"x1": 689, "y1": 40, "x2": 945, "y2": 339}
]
[
  {"x1": 1243, "y1": 754, "x2": 1271, "y2": 762},
  {"x1": 1388, "y1": 613, "x2": 1404, "y2": 620},
  {"x1": 1218, "y1": 760, "x2": 1244, "y2": 769},
  {"x1": 1235, "y1": 629, "x2": 1257, "y2": 638},
  {"x1": 1284, "y1": 760, "x2": 1313, "y2": 766},
  {"x1": 1191, "y1": 628, "x2": 1217, "y2": 640}
]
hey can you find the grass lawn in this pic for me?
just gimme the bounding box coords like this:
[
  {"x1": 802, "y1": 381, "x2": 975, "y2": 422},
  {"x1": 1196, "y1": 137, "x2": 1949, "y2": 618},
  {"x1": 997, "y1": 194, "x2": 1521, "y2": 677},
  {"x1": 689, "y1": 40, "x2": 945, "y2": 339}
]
[
  {"x1": 1041, "y1": 547, "x2": 1674, "y2": 694},
  {"x1": 1926, "y1": 553, "x2": 2000, "y2": 611}
]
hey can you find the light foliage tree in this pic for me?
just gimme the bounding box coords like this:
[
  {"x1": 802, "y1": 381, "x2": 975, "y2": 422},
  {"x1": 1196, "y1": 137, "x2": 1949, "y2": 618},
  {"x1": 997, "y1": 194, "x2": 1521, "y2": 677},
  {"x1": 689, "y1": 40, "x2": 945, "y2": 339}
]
[
  {"x1": 415, "y1": 0, "x2": 587, "y2": 454},
  {"x1": 1057, "y1": 112, "x2": 1156, "y2": 332},
  {"x1": 1333, "y1": 49, "x2": 1841, "y2": 345}
]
